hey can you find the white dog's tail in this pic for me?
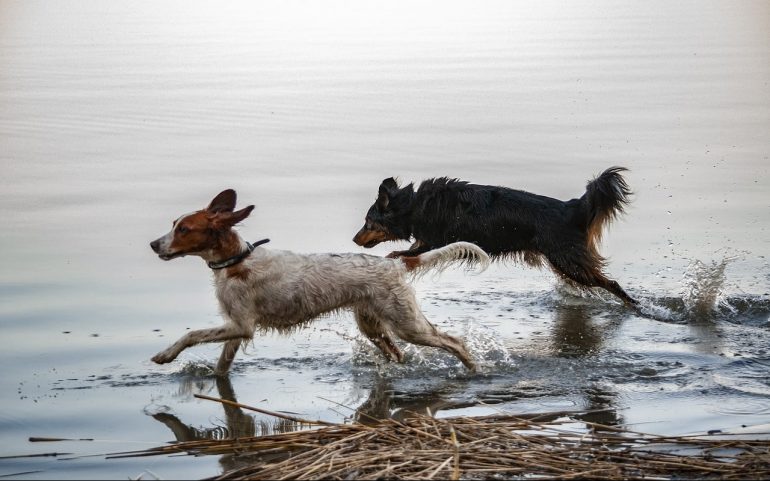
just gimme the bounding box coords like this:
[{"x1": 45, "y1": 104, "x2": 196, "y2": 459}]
[{"x1": 402, "y1": 242, "x2": 490, "y2": 276}]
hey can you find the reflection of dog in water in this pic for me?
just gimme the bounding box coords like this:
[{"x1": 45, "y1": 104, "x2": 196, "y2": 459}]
[
  {"x1": 149, "y1": 189, "x2": 489, "y2": 374},
  {"x1": 354, "y1": 167, "x2": 636, "y2": 305},
  {"x1": 151, "y1": 376, "x2": 261, "y2": 440},
  {"x1": 151, "y1": 373, "x2": 623, "y2": 444},
  {"x1": 149, "y1": 376, "x2": 298, "y2": 472}
]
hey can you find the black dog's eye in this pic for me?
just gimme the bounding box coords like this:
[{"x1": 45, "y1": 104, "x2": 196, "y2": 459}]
[{"x1": 178, "y1": 226, "x2": 189, "y2": 234}]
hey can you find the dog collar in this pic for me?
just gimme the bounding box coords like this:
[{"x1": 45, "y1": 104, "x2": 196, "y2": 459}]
[{"x1": 208, "y1": 238, "x2": 270, "y2": 270}]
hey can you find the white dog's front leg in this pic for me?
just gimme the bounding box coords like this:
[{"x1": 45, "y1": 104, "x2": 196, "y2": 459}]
[
  {"x1": 151, "y1": 325, "x2": 248, "y2": 365},
  {"x1": 215, "y1": 339, "x2": 242, "y2": 375}
]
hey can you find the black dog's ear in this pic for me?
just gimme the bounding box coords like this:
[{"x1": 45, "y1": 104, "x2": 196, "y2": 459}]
[
  {"x1": 377, "y1": 177, "x2": 399, "y2": 210},
  {"x1": 208, "y1": 189, "x2": 237, "y2": 213},
  {"x1": 379, "y1": 177, "x2": 399, "y2": 192}
]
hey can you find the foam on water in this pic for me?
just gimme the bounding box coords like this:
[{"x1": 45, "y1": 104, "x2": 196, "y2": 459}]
[{"x1": 173, "y1": 360, "x2": 218, "y2": 378}]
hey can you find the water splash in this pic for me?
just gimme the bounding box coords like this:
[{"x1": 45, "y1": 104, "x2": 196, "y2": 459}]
[
  {"x1": 551, "y1": 281, "x2": 616, "y2": 305},
  {"x1": 635, "y1": 300, "x2": 678, "y2": 323},
  {"x1": 174, "y1": 360, "x2": 217, "y2": 377},
  {"x1": 680, "y1": 257, "x2": 735, "y2": 320},
  {"x1": 461, "y1": 320, "x2": 515, "y2": 369},
  {"x1": 633, "y1": 255, "x2": 770, "y2": 325},
  {"x1": 349, "y1": 335, "x2": 468, "y2": 376},
  {"x1": 347, "y1": 319, "x2": 515, "y2": 376}
]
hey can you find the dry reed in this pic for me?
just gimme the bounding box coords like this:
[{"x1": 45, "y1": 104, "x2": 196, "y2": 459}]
[{"x1": 111, "y1": 395, "x2": 770, "y2": 480}]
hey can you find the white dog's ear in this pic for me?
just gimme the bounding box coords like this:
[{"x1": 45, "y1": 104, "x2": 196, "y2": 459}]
[
  {"x1": 227, "y1": 205, "x2": 254, "y2": 225},
  {"x1": 211, "y1": 205, "x2": 254, "y2": 230},
  {"x1": 208, "y1": 189, "x2": 237, "y2": 213}
]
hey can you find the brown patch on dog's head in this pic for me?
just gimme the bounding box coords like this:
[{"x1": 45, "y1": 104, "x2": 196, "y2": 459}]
[
  {"x1": 150, "y1": 189, "x2": 255, "y2": 260},
  {"x1": 150, "y1": 210, "x2": 218, "y2": 260},
  {"x1": 206, "y1": 189, "x2": 254, "y2": 230}
]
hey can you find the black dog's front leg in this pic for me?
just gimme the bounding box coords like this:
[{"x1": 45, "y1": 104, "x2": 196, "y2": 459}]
[{"x1": 386, "y1": 240, "x2": 432, "y2": 258}]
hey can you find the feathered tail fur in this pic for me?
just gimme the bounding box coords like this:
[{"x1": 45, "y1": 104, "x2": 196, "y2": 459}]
[
  {"x1": 581, "y1": 166, "x2": 632, "y2": 248},
  {"x1": 402, "y1": 241, "x2": 490, "y2": 276}
]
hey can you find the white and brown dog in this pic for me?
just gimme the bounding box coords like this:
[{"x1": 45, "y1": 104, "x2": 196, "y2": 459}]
[{"x1": 149, "y1": 189, "x2": 489, "y2": 375}]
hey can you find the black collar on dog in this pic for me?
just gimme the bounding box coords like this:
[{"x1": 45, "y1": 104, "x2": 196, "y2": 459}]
[{"x1": 208, "y1": 238, "x2": 270, "y2": 270}]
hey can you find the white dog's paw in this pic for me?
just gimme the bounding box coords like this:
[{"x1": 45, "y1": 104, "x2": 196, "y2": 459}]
[{"x1": 151, "y1": 350, "x2": 176, "y2": 364}]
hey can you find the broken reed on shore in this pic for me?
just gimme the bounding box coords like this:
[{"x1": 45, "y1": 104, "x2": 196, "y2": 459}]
[{"x1": 112, "y1": 395, "x2": 770, "y2": 480}]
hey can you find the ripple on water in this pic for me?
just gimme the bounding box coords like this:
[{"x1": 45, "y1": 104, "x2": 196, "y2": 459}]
[{"x1": 713, "y1": 358, "x2": 770, "y2": 398}]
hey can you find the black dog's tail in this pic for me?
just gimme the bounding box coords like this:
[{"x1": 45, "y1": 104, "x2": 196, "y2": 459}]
[{"x1": 580, "y1": 166, "x2": 632, "y2": 248}]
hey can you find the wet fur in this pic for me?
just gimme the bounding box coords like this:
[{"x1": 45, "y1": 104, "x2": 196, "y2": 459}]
[
  {"x1": 150, "y1": 189, "x2": 489, "y2": 374},
  {"x1": 353, "y1": 167, "x2": 636, "y2": 305}
]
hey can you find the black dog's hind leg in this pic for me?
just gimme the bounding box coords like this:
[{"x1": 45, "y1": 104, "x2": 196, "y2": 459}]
[
  {"x1": 594, "y1": 275, "x2": 637, "y2": 306},
  {"x1": 548, "y1": 256, "x2": 637, "y2": 306}
]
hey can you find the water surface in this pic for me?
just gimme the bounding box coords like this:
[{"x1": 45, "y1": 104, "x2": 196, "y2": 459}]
[{"x1": 1, "y1": 1, "x2": 769, "y2": 479}]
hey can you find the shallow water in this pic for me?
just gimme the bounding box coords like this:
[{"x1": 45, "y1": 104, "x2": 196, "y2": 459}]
[{"x1": 1, "y1": 0, "x2": 769, "y2": 478}]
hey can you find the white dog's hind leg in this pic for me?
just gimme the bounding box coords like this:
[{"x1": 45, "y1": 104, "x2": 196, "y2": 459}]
[
  {"x1": 354, "y1": 309, "x2": 404, "y2": 363},
  {"x1": 387, "y1": 300, "x2": 477, "y2": 371}
]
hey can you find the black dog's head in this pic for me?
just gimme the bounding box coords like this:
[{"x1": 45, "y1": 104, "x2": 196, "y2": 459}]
[{"x1": 353, "y1": 177, "x2": 415, "y2": 248}]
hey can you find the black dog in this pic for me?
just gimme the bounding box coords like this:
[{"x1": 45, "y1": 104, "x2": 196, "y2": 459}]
[{"x1": 353, "y1": 167, "x2": 636, "y2": 305}]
